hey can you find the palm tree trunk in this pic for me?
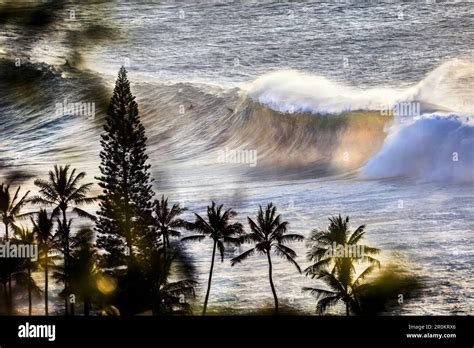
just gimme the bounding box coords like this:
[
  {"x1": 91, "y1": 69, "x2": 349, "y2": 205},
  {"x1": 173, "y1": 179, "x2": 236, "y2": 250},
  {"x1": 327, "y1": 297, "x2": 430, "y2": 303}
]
[
  {"x1": 346, "y1": 302, "x2": 350, "y2": 316},
  {"x1": 202, "y1": 240, "x2": 217, "y2": 316},
  {"x1": 162, "y1": 232, "x2": 167, "y2": 255},
  {"x1": 7, "y1": 277, "x2": 12, "y2": 314},
  {"x1": 28, "y1": 266, "x2": 32, "y2": 315},
  {"x1": 2, "y1": 281, "x2": 7, "y2": 314},
  {"x1": 5, "y1": 223, "x2": 13, "y2": 315},
  {"x1": 62, "y1": 209, "x2": 69, "y2": 316},
  {"x1": 266, "y1": 251, "x2": 279, "y2": 314},
  {"x1": 44, "y1": 258, "x2": 48, "y2": 316}
]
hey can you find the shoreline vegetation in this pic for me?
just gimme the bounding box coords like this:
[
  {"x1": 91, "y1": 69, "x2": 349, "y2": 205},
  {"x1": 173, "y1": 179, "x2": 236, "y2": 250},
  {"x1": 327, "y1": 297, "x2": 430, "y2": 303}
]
[{"x1": 0, "y1": 67, "x2": 421, "y2": 316}]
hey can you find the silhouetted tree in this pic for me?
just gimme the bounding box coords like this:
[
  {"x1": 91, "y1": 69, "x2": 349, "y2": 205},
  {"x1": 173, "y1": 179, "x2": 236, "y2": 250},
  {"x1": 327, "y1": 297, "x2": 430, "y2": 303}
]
[
  {"x1": 305, "y1": 215, "x2": 380, "y2": 277},
  {"x1": 31, "y1": 209, "x2": 58, "y2": 316},
  {"x1": 0, "y1": 184, "x2": 30, "y2": 314},
  {"x1": 304, "y1": 215, "x2": 380, "y2": 315},
  {"x1": 303, "y1": 267, "x2": 374, "y2": 315},
  {"x1": 153, "y1": 196, "x2": 187, "y2": 254},
  {"x1": 0, "y1": 257, "x2": 19, "y2": 314},
  {"x1": 13, "y1": 226, "x2": 39, "y2": 315},
  {"x1": 148, "y1": 247, "x2": 196, "y2": 315},
  {"x1": 95, "y1": 66, "x2": 155, "y2": 315},
  {"x1": 182, "y1": 202, "x2": 243, "y2": 315},
  {"x1": 68, "y1": 228, "x2": 100, "y2": 316},
  {"x1": 231, "y1": 203, "x2": 303, "y2": 314},
  {"x1": 31, "y1": 165, "x2": 95, "y2": 315},
  {"x1": 0, "y1": 252, "x2": 38, "y2": 315}
]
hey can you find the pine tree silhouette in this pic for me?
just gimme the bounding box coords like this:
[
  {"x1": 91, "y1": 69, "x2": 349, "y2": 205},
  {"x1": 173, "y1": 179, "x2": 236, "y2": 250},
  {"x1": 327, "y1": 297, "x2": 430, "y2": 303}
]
[{"x1": 96, "y1": 66, "x2": 155, "y2": 315}]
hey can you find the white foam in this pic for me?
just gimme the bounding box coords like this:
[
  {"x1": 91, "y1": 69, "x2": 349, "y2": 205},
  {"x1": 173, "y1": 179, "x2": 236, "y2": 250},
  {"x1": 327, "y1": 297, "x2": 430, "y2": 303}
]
[
  {"x1": 246, "y1": 58, "x2": 474, "y2": 116},
  {"x1": 247, "y1": 70, "x2": 402, "y2": 114},
  {"x1": 363, "y1": 115, "x2": 474, "y2": 183}
]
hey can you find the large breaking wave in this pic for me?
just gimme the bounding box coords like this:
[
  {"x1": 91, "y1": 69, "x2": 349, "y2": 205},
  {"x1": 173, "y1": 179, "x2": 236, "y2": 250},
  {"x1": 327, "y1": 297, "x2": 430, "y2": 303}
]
[
  {"x1": 245, "y1": 58, "x2": 474, "y2": 183},
  {"x1": 1, "y1": 57, "x2": 473, "y2": 184}
]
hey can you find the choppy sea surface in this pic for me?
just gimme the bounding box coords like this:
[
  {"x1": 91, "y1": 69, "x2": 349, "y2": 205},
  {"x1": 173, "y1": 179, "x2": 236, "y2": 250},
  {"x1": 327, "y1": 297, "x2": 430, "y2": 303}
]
[{"x1": 0, "y1": 1, "x2": 473, "y2": 315}]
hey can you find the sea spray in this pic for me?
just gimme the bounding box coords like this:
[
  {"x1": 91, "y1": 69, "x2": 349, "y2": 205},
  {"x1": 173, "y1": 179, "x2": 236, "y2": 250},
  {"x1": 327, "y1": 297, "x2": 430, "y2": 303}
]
[{"x1": 363, "y1": 115, "x2": 474, "y2": 182}]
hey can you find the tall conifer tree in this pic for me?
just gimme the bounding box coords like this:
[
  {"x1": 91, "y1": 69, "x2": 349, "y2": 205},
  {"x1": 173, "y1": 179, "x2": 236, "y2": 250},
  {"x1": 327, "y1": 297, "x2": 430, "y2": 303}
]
[{"x1": 96, "y1": 67, "x2": 155, "y2": 314}]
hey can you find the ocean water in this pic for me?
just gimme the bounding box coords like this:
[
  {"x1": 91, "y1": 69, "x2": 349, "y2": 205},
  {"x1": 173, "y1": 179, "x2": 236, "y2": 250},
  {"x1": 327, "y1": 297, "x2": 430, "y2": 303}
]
[{"x1": 0, "y1": 1, "x2": 473, "y2": 315}]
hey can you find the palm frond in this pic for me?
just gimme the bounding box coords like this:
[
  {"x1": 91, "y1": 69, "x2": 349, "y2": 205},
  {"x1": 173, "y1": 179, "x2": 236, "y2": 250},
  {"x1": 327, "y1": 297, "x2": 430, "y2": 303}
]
[
  {"x1": 181, "y1": 235, "x2": 206, "y2": 243},
  {"x1": 315, "y1": 295, "x2": 341, "y2": 315},
  {"x1": 302, "y1": 286, "x2": 337, "y2": 299},
  {"x1": 29, "y1": 196, "x2": 55, "y2": 206},
  {"x1": 352, "y1": 265, "x2": 377, "y2": 288},
  {"x1": 274, "y1": 244, "x2": 301, "y2": 273},
  {"x1": 348, "y1": 224, "x2": 366, "y2": 244},
  {"x1": 230, "y1": 247, "x2": 256, "y2": 266},
  {"x1": 72, "y1": 207, "x2": 96, "y2": 221},
  {"x1": 217, "y1": 240, "x2": 225, "y2": 262},
  {"x1": 361, "y1": 255, "x2": 381, "y2": 268},
  {"x1": 304, "y1": 257, "x2": 333, "y2": 277},
  {"x1": 316, "y1": 269, "x2": 347, "y2": 294},
  {"x1": 277, "y1": 233, "x2": 304, "y2": 244}
]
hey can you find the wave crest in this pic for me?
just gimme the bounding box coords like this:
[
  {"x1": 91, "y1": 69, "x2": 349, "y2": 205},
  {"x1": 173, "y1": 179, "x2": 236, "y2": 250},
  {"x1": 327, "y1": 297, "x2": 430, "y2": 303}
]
[{"x1": 247, "y1": 58, "x2": 474, "y2": 116}]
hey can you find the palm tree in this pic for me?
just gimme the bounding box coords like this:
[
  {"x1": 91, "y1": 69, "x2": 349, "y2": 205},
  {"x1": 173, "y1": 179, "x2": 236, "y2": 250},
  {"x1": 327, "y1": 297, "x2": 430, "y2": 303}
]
[
  {"x1": 153, "y1": 196, "x2": 188, "y2": 254},
  {"x1": 231, "y1": 203, "x2": 304, "y2": 314},
  {"x1": 0, "y1": 184, "x2": 31, "y2": 240},
  {"x1": 68, "y1": 228, "x2": 100, "y2": 316},
  {"x1": 181, "y1": 202, "x2": 243, "y2": 315},
  {"x1": 304, "y1": 215, "x2": 380, "y2": 315},
  {"x1": 13, "y1": 226, "x2": 38, "y2": 315},
  {"x1": 0, "y1": 253, "x2": 38, "y2": 315},
  {"x1": 303, "y1": 267, "x2": 375, "y2": 316},
  {"x1": 31, "y1": 165, "x2": 96, "y2": 315},
  {"x1": 55, "y1": 218, "x2": 74, "y2": 314},
  {"x1": 305, "y1": 215, "x2": 380, "y2": 276},
  {"x1": 0, "y1": 184, "x2": 30, "y2": 314},
  {"x1": 31, "y1": 209, "x2": 58, "y2": 316},
  {"x1": 150, "y1": 248, "x2": 196, "y2": 315},
  {"x1": 0, "y1": 258, "x2": 19, "y2": 313}
]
